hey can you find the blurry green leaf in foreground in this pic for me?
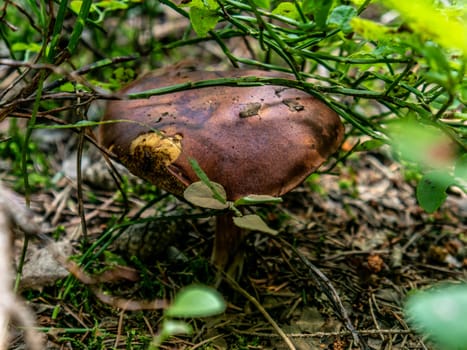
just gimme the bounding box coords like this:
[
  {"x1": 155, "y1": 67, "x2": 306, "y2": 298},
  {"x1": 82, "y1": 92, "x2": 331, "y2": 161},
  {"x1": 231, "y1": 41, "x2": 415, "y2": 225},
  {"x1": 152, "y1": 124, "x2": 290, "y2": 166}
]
[
  {"x1": 350, "y1": 17, "x2": 391, "y2": 42},
  {"x1": 160, "y1": 320, "x2": 192, "y2": 335},
  {"x1": 166, "y1": 285, "x2": 226, "y2": 318},
  {"x1": 382, "y1": 0, "x2": 467, "y2": 55},
  {"x1": 416, "y1": 171, "x2": 454, "y2": 213},
  {"x1": 353, "y1": 139, "x2": 386, "y2": 152},
  {"x1": 233, "y1": 214, "x2": 278, "y2": 235},
  {"x1": 388, "y1": 118, "x2": 453, "y2": 168},
  {"x1": 183, "y1": 181, "x2": 229, "y2": 210},
  {"x1": 405, "y1": 284, "x2": 467, "y2": 350},
  {"x1": 327, "y1": 5, "x2": 357, "y2": 34}
]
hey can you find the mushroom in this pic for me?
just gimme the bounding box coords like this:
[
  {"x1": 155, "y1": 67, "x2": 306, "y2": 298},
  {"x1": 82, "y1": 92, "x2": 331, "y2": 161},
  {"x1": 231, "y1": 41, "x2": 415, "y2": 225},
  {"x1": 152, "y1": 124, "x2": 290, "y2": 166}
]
[{"x1": 99, "y1": 67, "x2": 344, "y2": 270}]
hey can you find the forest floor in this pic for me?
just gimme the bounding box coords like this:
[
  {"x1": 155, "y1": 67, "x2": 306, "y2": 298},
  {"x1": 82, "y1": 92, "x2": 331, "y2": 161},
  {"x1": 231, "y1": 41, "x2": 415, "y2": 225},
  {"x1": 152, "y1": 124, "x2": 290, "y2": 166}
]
[{"x1": 1, "y1": 124, "x2": 466, "y2": 349}]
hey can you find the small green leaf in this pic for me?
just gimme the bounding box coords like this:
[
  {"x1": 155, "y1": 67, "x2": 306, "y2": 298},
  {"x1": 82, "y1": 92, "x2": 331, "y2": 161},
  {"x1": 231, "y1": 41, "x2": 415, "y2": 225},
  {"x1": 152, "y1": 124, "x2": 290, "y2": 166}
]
[
  {"x1": 189, "y1": 7, "x2": 219, "y2": 36},
  {"x1": 234, "y1": 194, "x2": 283, "y2": 206},
  {"x1": 95, "y1": 0, "x2": 128, "y2": 10},
  {"x1": 416, "y1": 171, "x2": 454, "y2": 213},
  {"x1": 188, "y1": 158, "x2": 227, "y2": 205},
  {"x1": 405, "y1": 284, "x2": 467, "y2": 350},
  {"x1": 184, "y1": 182, "x2": 229, "y2": 210},
  {"x1": 69, "y1": 0, "x2": 83, "y2": 14},
  {"x1": 353, "y1": 139, "x2": 386, "y2": 152},
  {"x1": 327, "y1": 5, "x2": 357, "y2": 33},
  {"x1": 272, "y1": 2, "x2": 299, "y2": 20},
  {"x1": 12, "y1": 42, "x2": 42, "y2": 53},
  {"x1": 182, "y1": 0, "x2": 220, "y2": 37},
  {"x1": 166, "y1": 285, "x2": 226, "y2": 318},
  {"x1": 302, "y1": 0, "x2": 333, "y2": 28},
  {"x1": 233, "y1": 214, "x2": 277, "y2": 235}
]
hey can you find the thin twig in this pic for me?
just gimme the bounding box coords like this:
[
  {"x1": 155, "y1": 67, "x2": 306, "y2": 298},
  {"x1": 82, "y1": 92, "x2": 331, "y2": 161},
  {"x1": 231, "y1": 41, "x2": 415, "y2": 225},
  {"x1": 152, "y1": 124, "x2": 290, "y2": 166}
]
[{"x1": 222, "y1": 271, "x2": 297, "y2": 350}]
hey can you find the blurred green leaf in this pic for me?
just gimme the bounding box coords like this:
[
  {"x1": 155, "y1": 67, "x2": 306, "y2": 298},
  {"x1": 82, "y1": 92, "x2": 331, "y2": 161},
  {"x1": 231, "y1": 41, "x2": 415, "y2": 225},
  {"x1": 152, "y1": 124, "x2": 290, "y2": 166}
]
[
  {"x1": 189, "y1": 7, "x2": 219, "y2": 36},
  {"x1": 381, "y1": 0, "x2": 467, "y2": 55},
  {"x1": 350, "y1": 17, "x2": 391, "y2": 41},
  {"x1": 388, "y1": 118, "x2": 450, "y2": 167},
  {"x1": 251, "y1": 0, "x2": 270, "y2": 9},
  {"x1": 302, "y1": 0, "x2": 333, "y2": 28},
  {"x1": 233, "y1": 214, "x2": 277, "y2": 235},
  {"x1": 12, "y1": 42, "x2": 42, "y2": 52},
  {"x1": 69, "y1": 0, "x2": 84, "y2": 14},
  {"x1": 416, "y1": 171, "x2": 454, "y2": 213},
  {"x1": 353, "y1": 139, "x2": 386, "y2": 152},
  {"x1": 161, "y1": 320, "x2": 192, "y2": 335},
  {"x1": 166, "y1": 285, "x2": 226, "y2": 318},
  {"x1": 327, "y1": 5, "x2": 357, "y2": 34},
  {"x1": 406, "y1": 284, "x2": 467, "y2": 350},
  {"x1": 454, "y1": 153, "x2": 467, "y2": 181},
  {"x1": 95, "y1": 0, "x2": 128, "y2": 10},
  {"x1": 272, "y1": 2, "x2": 300, "y2": 21}
]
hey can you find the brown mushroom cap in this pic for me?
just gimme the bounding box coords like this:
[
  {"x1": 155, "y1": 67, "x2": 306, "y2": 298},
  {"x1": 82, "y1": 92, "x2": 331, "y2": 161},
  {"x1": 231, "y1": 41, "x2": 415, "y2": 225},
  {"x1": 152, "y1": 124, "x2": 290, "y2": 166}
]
[{"x1": 100, "y1": 68, "x2": 344, "y2": 200}]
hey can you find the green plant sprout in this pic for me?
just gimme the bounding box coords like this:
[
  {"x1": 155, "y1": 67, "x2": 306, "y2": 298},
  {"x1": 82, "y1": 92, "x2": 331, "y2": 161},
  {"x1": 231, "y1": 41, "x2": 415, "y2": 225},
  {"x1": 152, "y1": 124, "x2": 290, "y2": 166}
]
[
  {"x1": 183, "y1": 158, "x2": 281, "y2": 235},
  {"x1": 149, "y1": 285, "x2": 226, "y2": 349}
]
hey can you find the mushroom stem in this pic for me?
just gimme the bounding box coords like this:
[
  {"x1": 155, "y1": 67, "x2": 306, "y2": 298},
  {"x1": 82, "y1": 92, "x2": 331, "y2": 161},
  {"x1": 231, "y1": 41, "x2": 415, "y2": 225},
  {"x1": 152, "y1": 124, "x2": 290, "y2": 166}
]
[{"x1": 212, "y1": 212, "x2": 247, "y2": 275}]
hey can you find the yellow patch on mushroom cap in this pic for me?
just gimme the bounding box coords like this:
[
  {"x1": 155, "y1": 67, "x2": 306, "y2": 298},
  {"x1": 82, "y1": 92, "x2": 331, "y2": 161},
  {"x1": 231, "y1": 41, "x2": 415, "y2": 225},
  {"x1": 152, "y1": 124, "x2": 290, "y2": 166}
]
[{"x1": 130, "y1": 132, "x2": 182, "y2": 166}]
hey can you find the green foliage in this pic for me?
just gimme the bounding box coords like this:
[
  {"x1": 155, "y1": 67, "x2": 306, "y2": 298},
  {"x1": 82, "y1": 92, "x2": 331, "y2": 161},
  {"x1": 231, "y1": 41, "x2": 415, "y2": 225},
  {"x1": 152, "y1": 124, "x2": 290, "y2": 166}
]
[
  {"x1": 382, "y1": 0, "x2": 467, "y2": 55},
  {"x1": 184, "y1": 159, "x2": 280, "y2": 234},
  {"x1": 179, "y1": 0, "x2": 220, "y2": 36},
  {"x1": 416, "y1": 171, "x2": 455, "y2": 213},
  {"x1": 0, "y1": 123, "x2": 51, "y2": 191},
  {"x1": 405, "y1": 284, "x2": 467, "y2": 350},
  {"x1": 388, "y1": 117, "x2": 466, "y2": 212},
  {"x1": 327, "y1": 5, "x2": 357, "y2": 34}
]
